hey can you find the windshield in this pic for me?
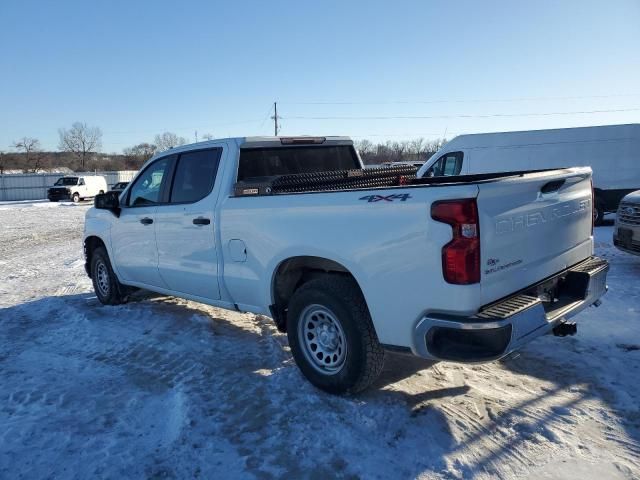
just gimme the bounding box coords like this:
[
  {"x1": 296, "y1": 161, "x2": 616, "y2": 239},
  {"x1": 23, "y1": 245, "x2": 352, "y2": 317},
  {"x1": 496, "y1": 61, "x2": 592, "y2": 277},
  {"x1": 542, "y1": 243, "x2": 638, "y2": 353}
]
[{"x1": 54, "y1": 177, "x2": 78, "y2": 186}]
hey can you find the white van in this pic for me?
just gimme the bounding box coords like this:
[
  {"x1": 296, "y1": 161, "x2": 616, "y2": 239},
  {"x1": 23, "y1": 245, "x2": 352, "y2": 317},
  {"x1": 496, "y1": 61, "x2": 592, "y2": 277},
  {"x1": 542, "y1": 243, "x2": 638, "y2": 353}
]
[
  {"x1": 417, "y1": 124, "x2": 640, "y2": 224},
  {"x1": 47, "y1": 175, "x2": 108, "y2": 203}
]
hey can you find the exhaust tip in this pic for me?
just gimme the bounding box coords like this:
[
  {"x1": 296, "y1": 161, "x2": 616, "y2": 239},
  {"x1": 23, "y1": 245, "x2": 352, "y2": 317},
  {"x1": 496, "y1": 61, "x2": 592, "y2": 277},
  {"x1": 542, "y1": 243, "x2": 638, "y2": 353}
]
[{"x1": 553, "y1": 322, "x2": 577, "y2": 337}]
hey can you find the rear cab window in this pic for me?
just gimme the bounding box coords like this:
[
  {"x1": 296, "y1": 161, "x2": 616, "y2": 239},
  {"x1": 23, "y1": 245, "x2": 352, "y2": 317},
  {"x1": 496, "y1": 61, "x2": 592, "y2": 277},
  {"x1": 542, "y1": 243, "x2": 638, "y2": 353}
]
[{"x1": 237, "y1": 145, "x2": 360, "y2": 181}]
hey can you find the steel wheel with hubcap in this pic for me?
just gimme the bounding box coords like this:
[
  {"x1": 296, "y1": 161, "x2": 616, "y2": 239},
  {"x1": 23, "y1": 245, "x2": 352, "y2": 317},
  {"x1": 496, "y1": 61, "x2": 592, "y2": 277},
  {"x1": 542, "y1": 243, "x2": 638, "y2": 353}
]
[
  {"x1": 298, "y1": 304, "x2": 347, "y2": 375},
  {"x1": 95, "y1": 259, "x2": 111, "y2": 298},
  {"x1": 90, "y1": 246, "x2": 126, "y2": 305}
]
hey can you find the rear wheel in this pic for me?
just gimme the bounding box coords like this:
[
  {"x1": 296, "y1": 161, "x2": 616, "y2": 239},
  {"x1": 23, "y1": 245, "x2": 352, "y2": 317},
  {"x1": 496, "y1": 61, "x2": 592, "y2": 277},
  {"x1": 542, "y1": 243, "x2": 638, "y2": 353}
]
[
  {"x1": 287, "y1": 275, "x2": 385, "y2": 394},
  {"x1": 594, "y1": 198, "x2": 605, "y2": 226},
  {"x1": 91, "y1": 246, "x2": 126, "y2": 305}
]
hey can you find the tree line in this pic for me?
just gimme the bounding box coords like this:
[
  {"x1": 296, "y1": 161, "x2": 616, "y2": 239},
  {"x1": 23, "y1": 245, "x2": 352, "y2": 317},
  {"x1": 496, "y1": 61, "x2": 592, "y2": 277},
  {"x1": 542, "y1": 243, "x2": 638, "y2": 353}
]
[
  {"x1": 0, "y1": 121, "x2": 447, "y2": 174},
  {"x1": 0, "y1": 122, "x2": 194, "y2": 174},
  {"x1": 354, "y1": 138, "x2": 446, "y2": 165}
]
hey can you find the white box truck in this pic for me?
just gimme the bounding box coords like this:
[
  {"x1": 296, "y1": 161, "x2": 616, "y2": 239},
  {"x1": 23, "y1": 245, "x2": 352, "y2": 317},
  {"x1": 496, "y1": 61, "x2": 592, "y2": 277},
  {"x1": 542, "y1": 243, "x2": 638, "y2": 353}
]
[{"x1": 417, "y1": 124, "x2": 640, "y2": 224}]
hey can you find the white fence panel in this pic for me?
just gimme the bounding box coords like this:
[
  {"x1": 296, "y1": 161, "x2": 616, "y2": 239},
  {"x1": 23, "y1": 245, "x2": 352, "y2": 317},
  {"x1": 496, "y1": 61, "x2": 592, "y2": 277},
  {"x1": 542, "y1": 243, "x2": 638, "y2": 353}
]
[{"x1": 0, "y1": 171, "x2": 138, "y2": 201}]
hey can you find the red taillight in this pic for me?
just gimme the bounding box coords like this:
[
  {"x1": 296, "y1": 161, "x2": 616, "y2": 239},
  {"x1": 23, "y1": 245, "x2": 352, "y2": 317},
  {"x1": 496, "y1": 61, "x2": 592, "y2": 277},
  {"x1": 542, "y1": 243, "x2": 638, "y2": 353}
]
[{"x1": 431, "y1": 199, "x2": 480, "y2": 284}]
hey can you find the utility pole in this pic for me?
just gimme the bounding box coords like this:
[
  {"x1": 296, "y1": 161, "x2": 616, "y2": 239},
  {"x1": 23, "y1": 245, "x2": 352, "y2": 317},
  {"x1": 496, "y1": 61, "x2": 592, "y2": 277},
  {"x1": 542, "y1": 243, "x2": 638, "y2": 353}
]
[
  {"x1": 195, "y1": 130, "x2": 198, "y2": 142},
  {"x1": 271, "y1": 102, "x2": 280, "y2": 136}
]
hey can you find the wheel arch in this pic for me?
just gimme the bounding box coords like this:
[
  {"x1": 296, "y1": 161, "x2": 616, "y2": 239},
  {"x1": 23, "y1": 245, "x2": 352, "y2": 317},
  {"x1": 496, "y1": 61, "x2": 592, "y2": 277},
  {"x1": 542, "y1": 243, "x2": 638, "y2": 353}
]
[
  {"x1": 83, "y1": 235, "x2": 107, "y2": 276},
  {"x1": 270, "y1": 255, "x2": 367, "y2": 332}
]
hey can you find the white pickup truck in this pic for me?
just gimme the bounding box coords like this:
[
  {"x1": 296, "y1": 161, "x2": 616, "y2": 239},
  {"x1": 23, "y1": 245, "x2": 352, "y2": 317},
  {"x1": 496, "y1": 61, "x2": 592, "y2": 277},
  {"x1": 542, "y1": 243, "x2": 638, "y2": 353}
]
[{"x1": 84, "y1": 136, "x2": 609, "y2": 394}]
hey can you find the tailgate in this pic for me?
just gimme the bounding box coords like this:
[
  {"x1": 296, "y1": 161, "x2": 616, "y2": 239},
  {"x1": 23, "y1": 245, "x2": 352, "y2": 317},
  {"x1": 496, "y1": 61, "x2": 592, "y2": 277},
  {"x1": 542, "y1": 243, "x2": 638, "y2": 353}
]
[{"x1": 476, "y1": 167, "x2": 593, "y2": 305}]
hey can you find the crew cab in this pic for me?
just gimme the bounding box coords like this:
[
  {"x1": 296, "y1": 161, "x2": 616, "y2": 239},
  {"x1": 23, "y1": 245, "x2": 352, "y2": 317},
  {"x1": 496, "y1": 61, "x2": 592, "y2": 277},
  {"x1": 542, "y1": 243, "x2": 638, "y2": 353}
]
[{"x1": 83, "y1": 136, "x2": 609, "y2": 393}]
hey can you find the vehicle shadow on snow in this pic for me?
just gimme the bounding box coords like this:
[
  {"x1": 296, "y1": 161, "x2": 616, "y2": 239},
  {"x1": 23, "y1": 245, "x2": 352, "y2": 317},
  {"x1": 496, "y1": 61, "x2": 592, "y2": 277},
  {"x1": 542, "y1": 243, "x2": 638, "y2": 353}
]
[
  {"x1": 0, "y1": 292, "x2": 470, "y2": 478},
  {"x1": 13, "y1": 291, "x2": 638, "y2": 477},
  {"x1": 494, "y1": 344, "x2": 640, "y2": 470}
]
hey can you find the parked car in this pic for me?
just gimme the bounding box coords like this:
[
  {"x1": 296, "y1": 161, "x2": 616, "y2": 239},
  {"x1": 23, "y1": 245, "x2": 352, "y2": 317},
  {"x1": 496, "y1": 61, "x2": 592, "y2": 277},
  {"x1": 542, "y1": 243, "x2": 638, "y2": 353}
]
[
  {"x1": 614, "y1": 190, "x2": 640, "y2": 255},
  {"x1": 417, "y1": 124, "x2": 640, "y2": 225},
  {"x1": 48, "y1": 175, "x2": 108, "y2": 203},
  {"x1": 84, "y1": 136, "x2": 608, "y2": 394},
  {"x1": 110, "y1": 182, "x2": 129, "y2": 193}
]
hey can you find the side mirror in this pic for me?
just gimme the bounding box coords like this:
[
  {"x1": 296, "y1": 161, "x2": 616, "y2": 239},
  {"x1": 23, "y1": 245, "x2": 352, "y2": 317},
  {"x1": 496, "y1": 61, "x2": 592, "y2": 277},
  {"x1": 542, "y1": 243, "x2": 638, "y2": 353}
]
[
  {"x1": 425, "y1": 167, "x2": 435, "y2": 178},
  {"x1": 95, "y1": 191, "x2": 121, "y2": 216}
]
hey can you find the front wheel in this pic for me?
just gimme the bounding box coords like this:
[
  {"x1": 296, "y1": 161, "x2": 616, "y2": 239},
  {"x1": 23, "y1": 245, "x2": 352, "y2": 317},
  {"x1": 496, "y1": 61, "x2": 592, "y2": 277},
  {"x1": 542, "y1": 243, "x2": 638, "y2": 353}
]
[
  {"x1": 287, "y1": 275, "x2": 385, "y2": 394},
  {"x1": 91, "y1": 246, "x2": 126, "y2": 305},
  {"x1": 72, "y1": 192, "x2": 80, "y2": 203}
]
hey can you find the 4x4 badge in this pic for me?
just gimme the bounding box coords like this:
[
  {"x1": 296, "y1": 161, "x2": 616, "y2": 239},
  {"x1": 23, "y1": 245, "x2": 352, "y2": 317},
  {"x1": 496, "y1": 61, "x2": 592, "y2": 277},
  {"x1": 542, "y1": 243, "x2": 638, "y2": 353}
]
[{"x1": 359, "y1": 194, "x2": 412, "y2": 203}]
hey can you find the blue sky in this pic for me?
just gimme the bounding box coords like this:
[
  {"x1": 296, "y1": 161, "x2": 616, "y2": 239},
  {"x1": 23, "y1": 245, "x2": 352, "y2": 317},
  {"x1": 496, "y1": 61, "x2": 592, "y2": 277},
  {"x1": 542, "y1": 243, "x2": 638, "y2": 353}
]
[{"x1": 1, "y1": 0, "x2": 639, "y2": 152}]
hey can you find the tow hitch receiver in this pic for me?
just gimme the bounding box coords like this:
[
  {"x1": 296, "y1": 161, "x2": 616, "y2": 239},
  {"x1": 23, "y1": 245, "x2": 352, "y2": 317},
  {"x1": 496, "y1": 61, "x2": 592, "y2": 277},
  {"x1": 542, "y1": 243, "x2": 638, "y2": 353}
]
[{"x1": 553, "y1": 322, "x2": 577, "y2": 337}]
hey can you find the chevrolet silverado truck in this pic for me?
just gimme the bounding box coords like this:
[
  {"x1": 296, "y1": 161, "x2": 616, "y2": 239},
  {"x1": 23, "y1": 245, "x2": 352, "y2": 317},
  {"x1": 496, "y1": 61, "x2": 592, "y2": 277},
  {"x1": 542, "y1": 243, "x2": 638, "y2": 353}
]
[{"x1": 83, "y1": 136, "x2": 609, "y2": 394}]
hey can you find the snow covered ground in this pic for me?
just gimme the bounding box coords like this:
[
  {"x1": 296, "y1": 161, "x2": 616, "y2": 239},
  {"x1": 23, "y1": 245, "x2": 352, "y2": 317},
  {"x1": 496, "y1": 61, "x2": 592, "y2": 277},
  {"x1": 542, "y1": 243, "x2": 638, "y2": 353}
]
[{"x1": 0, "y1": 202, "x2": 639, "y2": 479}]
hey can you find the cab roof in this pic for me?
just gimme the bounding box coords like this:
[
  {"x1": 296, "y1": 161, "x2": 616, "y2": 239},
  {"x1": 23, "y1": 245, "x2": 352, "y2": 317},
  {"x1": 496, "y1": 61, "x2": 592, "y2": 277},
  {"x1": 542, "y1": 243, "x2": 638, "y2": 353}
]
[{"x1": 154, "y1": 136, "x2": 353, "y2": 156}]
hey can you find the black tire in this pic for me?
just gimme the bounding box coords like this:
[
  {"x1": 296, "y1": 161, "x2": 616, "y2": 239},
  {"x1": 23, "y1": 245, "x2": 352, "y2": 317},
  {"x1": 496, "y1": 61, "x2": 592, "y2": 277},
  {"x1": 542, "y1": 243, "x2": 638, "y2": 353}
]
[
  {"x1": 49, "y1": 199, "x2": 58, "y2": 202},
  {"x1": 91, "y1": 246, "x2": 126, "y2": 305},
  {"x1": 287, "y1": 275, "x2": 385, "y2": 394},
  {"x1": 72, "y1": 192, "x2": 80, "y2": 203},
  {"x1": 594, "y1": 198, "x2": 605, "y2": 226}
]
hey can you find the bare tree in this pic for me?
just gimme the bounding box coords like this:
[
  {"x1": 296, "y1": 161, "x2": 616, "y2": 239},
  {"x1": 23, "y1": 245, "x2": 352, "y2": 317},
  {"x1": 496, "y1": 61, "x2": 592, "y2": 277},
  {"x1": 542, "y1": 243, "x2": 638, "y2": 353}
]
[
  {"x1": 201, "y1": 133, "x2": 215, "y2": 141},
  {"x1": 122, "y1": 142, "x2": 157, "y2": 169},
  {"x1": 154, "y1": 132, "x2": 187, "y2": 152},
  {"x1": 13, "y1": 137, "x2": 43, "y2": 172},
  {"x1": 0, "y1": 150, "x2": 6, "y2": 174},
  {"x1": 354, "y1": 139, "x2": 374, "y2": 159},
  {"x1": 409, "y1": 138, "x2": 426, "y2": 156},
  {"x1": 387, "y1": 141, "x2": 410, "y2": 162},
  {"x1": 123, "y1": 142, "x2": 157, "y2": 159},
  {"x1": 58, "y1": 122, "x2": 102, "y2": 170}
]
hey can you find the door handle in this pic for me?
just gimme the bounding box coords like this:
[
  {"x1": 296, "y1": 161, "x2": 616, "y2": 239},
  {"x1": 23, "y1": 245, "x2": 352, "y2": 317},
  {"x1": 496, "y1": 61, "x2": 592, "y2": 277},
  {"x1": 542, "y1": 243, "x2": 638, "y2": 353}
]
[
  {"x1": 140, "y1": 217, "x2": 153, "y2": 225},
  {"x1": 193, "y1": 217, "x2": 211, "y2": 226}
]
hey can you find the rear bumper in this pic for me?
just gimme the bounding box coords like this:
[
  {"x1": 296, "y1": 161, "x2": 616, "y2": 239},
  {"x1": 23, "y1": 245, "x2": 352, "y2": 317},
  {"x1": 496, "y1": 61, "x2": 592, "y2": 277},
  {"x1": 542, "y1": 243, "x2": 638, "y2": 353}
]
[
  {"x1": 614, "y1": 224, "x2": 640, "y2": 255},
  {"x1": 412, "y1": 256, "x2": 609, "y2": 362}
]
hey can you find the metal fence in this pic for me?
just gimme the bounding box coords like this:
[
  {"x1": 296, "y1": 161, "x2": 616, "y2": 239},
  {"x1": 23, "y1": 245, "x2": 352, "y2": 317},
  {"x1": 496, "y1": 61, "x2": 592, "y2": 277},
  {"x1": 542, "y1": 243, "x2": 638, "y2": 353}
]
[{"x1": 0, "y1": 171, "x2": 138, "y2": 201}]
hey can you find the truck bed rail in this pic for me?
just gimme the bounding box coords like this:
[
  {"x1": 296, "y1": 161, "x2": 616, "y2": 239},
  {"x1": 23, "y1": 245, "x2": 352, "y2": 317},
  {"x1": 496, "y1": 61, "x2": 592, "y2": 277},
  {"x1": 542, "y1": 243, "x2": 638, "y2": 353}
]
[
  {"x1": 232, "y1": 166, "x2": 567, "y2": 197},
  {"x1": 233, "y1": 165, "x2": 418, "y2": 196}
]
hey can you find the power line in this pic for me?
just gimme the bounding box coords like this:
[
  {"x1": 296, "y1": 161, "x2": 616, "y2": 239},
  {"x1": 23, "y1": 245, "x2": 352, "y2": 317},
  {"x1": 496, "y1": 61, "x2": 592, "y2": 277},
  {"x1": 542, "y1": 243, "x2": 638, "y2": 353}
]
[
  {"x1": 259, "y1": 103, "x2": 274, "y2": 130},
  {"x1": 280, "y1": 93, "x2": 640, "y2": 106},
  {"x1": 349, "y1": 132, "x2": 456, "y2": 138},
  {"x1": 284, "y1": 107, "x2": 640, "y2": 121}
]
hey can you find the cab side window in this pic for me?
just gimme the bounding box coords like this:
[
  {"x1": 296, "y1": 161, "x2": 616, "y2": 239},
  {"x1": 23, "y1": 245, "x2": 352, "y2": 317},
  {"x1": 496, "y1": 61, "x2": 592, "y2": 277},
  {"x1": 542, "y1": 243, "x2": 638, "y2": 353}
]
[
  {"x1": 78, "y1": 178, "x2": 85, "y2": 186},
  {"x1": 431, "y1": 152, "x2": 464, "y2": 176},
  {"x1": 127, "y1": 157, "x2": 172, "y2": 207},
  {"x1": 169, "y1": 148, "x2": 221, "y2": 204}
]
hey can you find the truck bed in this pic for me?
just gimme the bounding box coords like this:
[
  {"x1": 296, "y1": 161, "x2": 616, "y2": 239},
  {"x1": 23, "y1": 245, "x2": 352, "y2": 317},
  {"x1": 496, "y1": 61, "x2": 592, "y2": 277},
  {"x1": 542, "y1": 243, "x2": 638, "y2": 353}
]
[{"x1": 233, "y1": 165, "x2": 567, "y2": 197}]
